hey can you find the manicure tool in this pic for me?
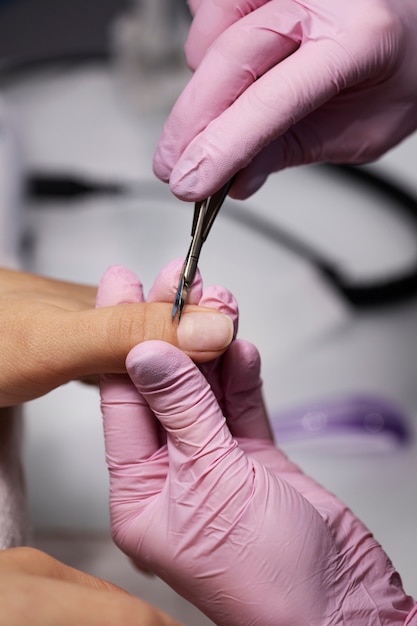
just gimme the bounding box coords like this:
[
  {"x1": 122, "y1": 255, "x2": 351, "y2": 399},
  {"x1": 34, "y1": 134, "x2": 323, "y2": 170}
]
[{"x1": 172, "y1": 180, "x2": 232, "y2": 322}]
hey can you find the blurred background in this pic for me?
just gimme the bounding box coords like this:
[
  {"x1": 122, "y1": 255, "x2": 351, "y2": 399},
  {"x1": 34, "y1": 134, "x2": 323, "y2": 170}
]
[{"x1": 1, "y1": 1, "x2": 417, "y2": 623}]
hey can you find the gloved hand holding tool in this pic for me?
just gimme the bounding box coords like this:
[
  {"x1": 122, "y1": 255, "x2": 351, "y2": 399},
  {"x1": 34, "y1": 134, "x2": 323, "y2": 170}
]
[{"x1": 154, "y1": 0, "x2": 417, "y2": 201}]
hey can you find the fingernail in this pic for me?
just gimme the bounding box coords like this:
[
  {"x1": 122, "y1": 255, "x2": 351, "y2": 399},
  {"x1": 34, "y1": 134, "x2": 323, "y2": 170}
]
[{"x1": 177, "y1": 312, "x2": 234, "y2": 351}]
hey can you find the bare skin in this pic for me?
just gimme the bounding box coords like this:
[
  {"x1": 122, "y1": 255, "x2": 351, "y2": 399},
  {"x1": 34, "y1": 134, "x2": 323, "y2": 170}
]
[
  {"x1": 0, "y1": 268, "x2": 230, "y2": 406},
  {"x1": 0, "y1": 547, "x2": 182, "y2": 626}
]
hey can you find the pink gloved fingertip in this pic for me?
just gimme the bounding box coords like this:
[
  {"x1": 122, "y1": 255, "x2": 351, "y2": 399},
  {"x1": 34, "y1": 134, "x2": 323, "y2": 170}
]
[
  {"x1": 96, "y1": 265, "x2": 144, "y2": 307},
  {"x1": 152, "y1": 146, "x2": 172, "y2": 183},
  {"x1": 126, "y1": 340, "x2": 188, "y2": 387},
  {"x1": 169, "y1": 162, "x2": 204, "y2": 202},
  {"x1": 199, "y1": 285, "x2": 239, "y2": 338},
  {"x1": 147, "y1": 258, "x2": 203, "y2": 304}
]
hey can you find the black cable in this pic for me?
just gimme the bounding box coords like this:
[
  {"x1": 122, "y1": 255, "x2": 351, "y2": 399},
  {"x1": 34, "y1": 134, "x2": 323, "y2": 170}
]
[
  {"x1": 25, "y1": 164, "x2": 417, "y2": 308},
  {"x1": 26, "y1": 173, "x2": 125, "y2": 198},
  {"x1": 210, "y1": 163, "x2": 417, "y2": 309},
  {"x1": 318, "y1": 164, "x2": 417, "y2": 307}
]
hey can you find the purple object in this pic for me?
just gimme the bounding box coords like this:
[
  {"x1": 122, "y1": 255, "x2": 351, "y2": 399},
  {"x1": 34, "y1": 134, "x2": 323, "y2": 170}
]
[{"x1": 270, "y1": 395, "x2": 412, "y2": 453}]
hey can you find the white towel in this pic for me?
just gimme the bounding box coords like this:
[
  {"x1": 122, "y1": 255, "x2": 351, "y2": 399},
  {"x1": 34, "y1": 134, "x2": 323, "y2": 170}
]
[
  {"x1": 0, "y1": 99, "x2": 30, "y2": 548},
  {"x1": 0, "y1": 407, "x2": 30, "y2": 548}
]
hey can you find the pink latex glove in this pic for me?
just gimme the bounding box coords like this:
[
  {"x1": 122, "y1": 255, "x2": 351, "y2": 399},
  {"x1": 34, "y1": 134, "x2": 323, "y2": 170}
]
[
  {"x1": 100, "y1": 327, "x2": 415, "y2": 620},
  {"x1": 153, "y1": 0, "x2": 417, "y2": 201}
]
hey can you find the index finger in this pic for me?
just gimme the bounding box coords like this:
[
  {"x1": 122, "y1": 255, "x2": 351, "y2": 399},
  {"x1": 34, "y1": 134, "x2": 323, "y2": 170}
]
[
  {"x1": 185, "y1": 0, "x2": 268, "y2": 68},
  {"x1": 153, "y1": 2, "x2": 301, "y2": 188}
]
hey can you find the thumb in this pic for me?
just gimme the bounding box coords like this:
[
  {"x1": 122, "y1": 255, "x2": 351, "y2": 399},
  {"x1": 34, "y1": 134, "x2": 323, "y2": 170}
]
[{"x1": 126, "y1": 341, "x2": 242, "y2": 473}]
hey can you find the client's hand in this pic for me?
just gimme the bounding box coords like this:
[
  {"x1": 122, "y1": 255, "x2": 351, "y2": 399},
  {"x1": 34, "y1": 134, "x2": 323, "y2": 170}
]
[
  {"x1": 0, "y1": 264, "x2": 233, "y2": 406},
  {"x1": 0, "y1": 547, "x2": 180, "y2": 626},
  {"x1": 100, "y1": 336, "x2": 414, "y2": 626}
]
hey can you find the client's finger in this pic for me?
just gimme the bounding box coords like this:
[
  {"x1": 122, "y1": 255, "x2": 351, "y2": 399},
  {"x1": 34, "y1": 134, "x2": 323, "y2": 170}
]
[
  {"x1": 0, "y1": 547, "x2": 123, "y2": 593},
  {"x1": 0, "y1": 548, "x2": 181, "y2": 626},
  {"x1": 77, "y1": 263, "x2": 234, "y2": 369}
]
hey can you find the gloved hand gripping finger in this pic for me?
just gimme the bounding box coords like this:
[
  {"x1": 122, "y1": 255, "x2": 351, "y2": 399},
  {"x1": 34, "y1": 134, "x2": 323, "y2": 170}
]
[
  {"x1": 97, "y1": 266, "x2": 161, "y2": 465},
  {"x1": 126, "y1": 341, "x2": 249, "y2": 490}
]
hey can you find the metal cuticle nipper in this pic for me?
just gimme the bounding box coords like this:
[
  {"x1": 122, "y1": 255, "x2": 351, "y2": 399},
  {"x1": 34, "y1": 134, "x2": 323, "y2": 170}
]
[{"x1": 172, "y1": 179, "x2": 233, "y2": 323}]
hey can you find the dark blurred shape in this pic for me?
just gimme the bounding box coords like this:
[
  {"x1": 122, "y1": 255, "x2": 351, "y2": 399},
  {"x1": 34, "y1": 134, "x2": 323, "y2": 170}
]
[
  {"x1": 26, "y1": 173, "x2": 126, "y2": 199},
  {"x1": 0, "y1": 0, "x2": 129, "y2": 70}
]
